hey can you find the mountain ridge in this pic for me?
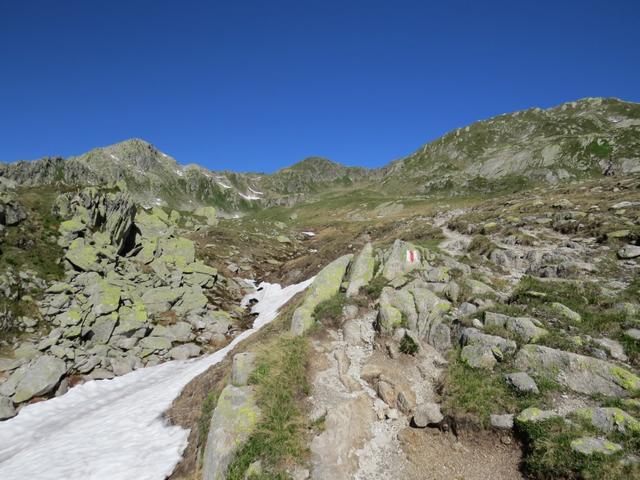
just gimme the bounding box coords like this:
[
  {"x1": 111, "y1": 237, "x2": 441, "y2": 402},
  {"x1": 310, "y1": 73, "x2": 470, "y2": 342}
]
[{"x1": 1, "y1": 97, "x2": 639, "y2": 210}]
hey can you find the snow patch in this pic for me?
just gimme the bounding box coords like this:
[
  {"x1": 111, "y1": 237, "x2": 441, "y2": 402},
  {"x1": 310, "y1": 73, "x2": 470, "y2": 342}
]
[
  {"x1": 109, "y1": 154, "x2": 120, "y2": 162},
  {"x1": 216, "y1": 182, "x2": 232, "y2": 189},
  {"x1": 302, "y1": 231, "x2": 316, "y2": 237},
  {"x1": 239, "y1": 193, "x2": 260, "y2": 200},
  {"x1": 0, "y1": 278, "x2": 313, "y2": 480},
  {"x1": 248, "y1": 187, "x2": 263, "y2": 196}
]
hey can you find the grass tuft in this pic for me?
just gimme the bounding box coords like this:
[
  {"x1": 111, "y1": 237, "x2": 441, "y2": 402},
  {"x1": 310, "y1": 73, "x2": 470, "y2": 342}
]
[{"x1": 227, "y1": 337, "x2": 310, "y2": 479}]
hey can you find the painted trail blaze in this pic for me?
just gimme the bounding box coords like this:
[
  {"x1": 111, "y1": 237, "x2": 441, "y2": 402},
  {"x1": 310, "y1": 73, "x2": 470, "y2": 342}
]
[{"x1": 406, "y1": 249, "x2": 418, "y2": 264}]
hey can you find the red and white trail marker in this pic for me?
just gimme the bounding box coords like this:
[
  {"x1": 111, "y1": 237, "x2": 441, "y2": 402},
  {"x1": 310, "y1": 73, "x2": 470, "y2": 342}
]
[{"x1": 406, "y1": 249, "x2": 419, "y2": 264}]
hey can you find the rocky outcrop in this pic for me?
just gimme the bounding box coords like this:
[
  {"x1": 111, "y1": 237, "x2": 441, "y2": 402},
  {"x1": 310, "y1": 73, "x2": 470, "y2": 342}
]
[
  {"x1": 346, "y1": 242, "x2": 374, "y2": 297},
  {"x1": 483, "y1": 311, "x2": 548, "y2": 343},
  {"x1": 0, "y1": 191, "x2": 26, "y2": 226},
  {"x1": 202, "y1": 352, "x2": 260, "y2": 480},
  {"x1": 515, "y1": 345, "x2": 640, "y2": 397},
  {"x1": 291, "y1": 254, "x2": 352, "y2": 335},
  {"x1": 0, "y1": 187, "x2": 240, "y2": 416},
  {"x1": 381, "y1": 240, "x2": 423, "y2": 281}
]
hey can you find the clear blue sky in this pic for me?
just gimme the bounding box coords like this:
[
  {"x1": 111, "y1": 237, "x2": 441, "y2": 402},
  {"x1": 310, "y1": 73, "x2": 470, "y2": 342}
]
[{"x1": 1, "y1": 0, "x2": 638, "y2": 172}]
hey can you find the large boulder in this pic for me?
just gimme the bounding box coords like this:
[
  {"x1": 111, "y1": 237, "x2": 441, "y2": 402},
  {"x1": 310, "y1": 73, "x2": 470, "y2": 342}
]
[
  {"x1": 135, "y1": 210, "x2": 172, "y2": 240},
  {"x1": 460, "y1": 328, "x2": 517, "y2": 356},
  {"x1": 141, "y1": 287, "x2": 184, "y2": 315},
  {"x1": 12, "y1": 355, "x2": 67, "y2": 403},
  {"x1": 381, "y1": 240, "x2": 423, "y2": 281},
  {"x1": 65, "y1": 238, "x2": 101, "y2": 272},
  {"x1": 515, "y1": 345, "x2": 640, "y2": 397},
  {"x1": 88, "y1": 281, "x2": 121, "y2": 316},
  {"x1": 291, "y1": 254, "x2": 352, "y2": 335},
  {"x1": 202, "y1": 385, "x2": 260, "y2": 480},
  {"x1": 573, "y1": 407, "x2": 640, "y2": 434},
  {"x1": 618, "y1": 244, "x2": 640, "y2": 259},
  {"x1": 406, "y1": 282, "x2": 451, "y2": 343},
  {"x1": 0, "y1": 192, "x2": 27, "y2": 226},
  {"x1": 0, "y1": 395, "x2": 16, "y2": 420},
  {"x1": 157, "y1": 237, "x2": 196, "y2": 268},
  {"x1": 346, "y1": 243, "x2": 375, "y2": 297}
]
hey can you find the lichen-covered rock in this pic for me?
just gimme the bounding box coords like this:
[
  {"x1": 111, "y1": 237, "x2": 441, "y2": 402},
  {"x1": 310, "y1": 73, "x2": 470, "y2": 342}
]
[
  {"x1": 461, "y1": 344, "x2": 497, "y2": 370},
  {"x1": 141, "y1": 286, "x2": 184, "y2": 315},
  {"x1": 460, "y1": 328, "x2": 517, "y2": 356},
  {"x1": 202, "y1": 385, "x2": 260, "y2": 480},
  {"x1": 516, "y1": 407, "x2": 561, "y2": 424},
  {"x1": 515, "y1": 344, "x2": 640, "y2": 397},
  {"x1": 88, "y1": 281, "x2": 121, "y2": 316},
  {"x1": 12, "y1": 355, "x2": 67, "y2": 403},
  {"x1": 484, "y1": 311, "x2": 547, "y2": 343},
  {"x1": 377, "y1": 287, "x2": 416, "y2": 332},
  {"x1": 549, "y1": 302, "x2": 582, "y2": 322},
  {"x1": 346, "y1": 242, "x2": 375, "y2": 297},
  {"x1": 138, "y1": 336, "x2": 172, "y2": 355},
  {"x1": 377, "y1": 297, "x2": 403, "y2": 333},
  {"x1": 65, "y1": 238, "x2": 101, "y2": 272},
  {"x1": 57, "y1": 217, "x2": 86, "y2": 247},
  {"x1": 194, "y1": 206, "x2": 218, "y2": 226},
  {"x1": 573, "y1": 407, "x2": 640, "y2": 434},
  {"x1": 570, "y1": 437, "x2": 622, "y2": 456},
  {"x1": 157, "y1": 236, "x2": 195, "y2": 268},
  {"x1": 113, "y1": 303, "x2": 148, "y2": 336},
  {"x1": 291, "y1": 254, "x2": 352, "y2": 335},
  {"x1": 135, "y1": 210, "x2": 172, "y2": 240}
]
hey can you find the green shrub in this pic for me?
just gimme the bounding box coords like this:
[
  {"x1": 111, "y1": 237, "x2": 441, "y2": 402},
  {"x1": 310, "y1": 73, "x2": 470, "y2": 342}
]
[
  {"x1": 399, "y1": 333, "x2": 419, "y2": 355},
  {"x1": 313, "y1": 293, "x2": 346, "y2": 328},
  {"x1": 364, "y1": 276, "x2": 387, "y2": 299}
]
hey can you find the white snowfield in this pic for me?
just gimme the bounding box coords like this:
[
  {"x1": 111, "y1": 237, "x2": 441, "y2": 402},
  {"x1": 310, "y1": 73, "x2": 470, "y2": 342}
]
[{"x1": 0, "y1": 278, "x2": 313, "y2": 480}]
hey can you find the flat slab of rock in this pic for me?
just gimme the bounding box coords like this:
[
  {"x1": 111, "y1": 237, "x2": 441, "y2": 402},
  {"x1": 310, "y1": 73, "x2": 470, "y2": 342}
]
[
  {"x1": 231, "y1": 352, "x2": 256, "y2": 387},
  {"x1": 12, "y1": 355, "x2": 67, "y2": 403},
  {"x1": 168, "y1": 343, "x2": 201, "y2": 361},
  {"x1": 515, "y1": 345, "x2": 640, "y2": 397},
  {"x1": 202, "y1": 385, "x2": 260, "y2": 480},
  {"x1": 505, "y1": 372, "x2": 539, "y2": 394},
  {"x1": 0, "y1": 396, "x2": 16, "y2": 420},
  {"x1": 346, "y1": 242, "x2": 374, "y2": 297},
  {"x1": 291, "y1": 254, "x2": 352, "y2": 335},
  {"x1": 570, "y1": 437, "x2": 623, "y2": 456},
  {"x1": 618, "y1": 244, "x2": 640, "y2": 259},
  {"x1": 573, "y1": 407, "x2": 640, "y2": 434}
]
